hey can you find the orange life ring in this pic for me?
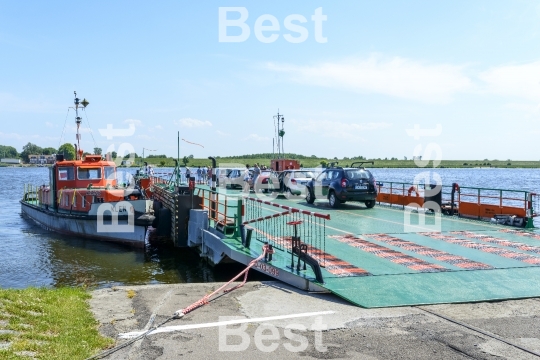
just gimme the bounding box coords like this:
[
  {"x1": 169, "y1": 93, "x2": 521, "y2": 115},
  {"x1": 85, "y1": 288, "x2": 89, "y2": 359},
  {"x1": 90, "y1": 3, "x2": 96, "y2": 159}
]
[{"x1": 408, "y1": 185, "x2": 419, "y2": 197}]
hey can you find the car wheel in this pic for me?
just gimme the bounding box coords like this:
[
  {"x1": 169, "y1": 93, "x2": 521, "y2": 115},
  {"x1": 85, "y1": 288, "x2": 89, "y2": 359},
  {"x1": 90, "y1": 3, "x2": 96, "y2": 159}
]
[
  {"x1": 365, "y1": 200, "x2": 376, "y2": 208},
  {"x1": 305, "y1": 187, "x2": 315, "y2": 204},
  {"x1": 329, "y1": 191, "x2": 339, "y2": 208}
]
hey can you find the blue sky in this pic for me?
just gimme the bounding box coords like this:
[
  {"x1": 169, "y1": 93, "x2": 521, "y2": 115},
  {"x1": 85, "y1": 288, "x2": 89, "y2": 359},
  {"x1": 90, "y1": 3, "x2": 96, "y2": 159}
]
[{"x1": 1, "y1": 1, "x2": 540, "y2": 160}]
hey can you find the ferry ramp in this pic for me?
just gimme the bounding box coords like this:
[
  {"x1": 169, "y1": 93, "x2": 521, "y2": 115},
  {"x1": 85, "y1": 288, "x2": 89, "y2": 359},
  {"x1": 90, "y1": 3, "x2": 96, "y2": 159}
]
[{"x1": 195, "y1": 187, "x2": 540, "y2": 308}]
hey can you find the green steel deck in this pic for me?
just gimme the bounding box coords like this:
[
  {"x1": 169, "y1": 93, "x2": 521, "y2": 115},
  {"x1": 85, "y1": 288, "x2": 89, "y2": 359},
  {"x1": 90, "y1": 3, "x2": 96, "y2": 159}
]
[{"x1": 198, "y1": 187, "x2": 540, "y2": 308}]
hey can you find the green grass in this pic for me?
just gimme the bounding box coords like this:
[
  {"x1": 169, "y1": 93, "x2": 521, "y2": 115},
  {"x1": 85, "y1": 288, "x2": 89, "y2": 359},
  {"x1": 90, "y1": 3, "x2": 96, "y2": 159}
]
[
  {"x1": 134, "y1": 157, "x2": 540, "y2": 169},
  {"x1": 0, "y1": 287, "x2": 113, "y2": 360}
]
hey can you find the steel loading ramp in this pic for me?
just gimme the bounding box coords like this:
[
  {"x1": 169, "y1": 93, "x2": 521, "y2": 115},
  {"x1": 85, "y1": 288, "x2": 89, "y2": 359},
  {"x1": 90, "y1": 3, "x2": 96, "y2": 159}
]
[{"x1": 193, "y1": 186, "x2": 540, "y2": 308}]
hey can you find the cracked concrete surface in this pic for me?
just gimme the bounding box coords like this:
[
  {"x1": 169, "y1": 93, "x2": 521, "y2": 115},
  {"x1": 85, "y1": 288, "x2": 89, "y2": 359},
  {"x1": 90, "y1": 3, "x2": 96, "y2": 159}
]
[{"x1": 89, "y1": 281, "x2": 540, "y2": 360}]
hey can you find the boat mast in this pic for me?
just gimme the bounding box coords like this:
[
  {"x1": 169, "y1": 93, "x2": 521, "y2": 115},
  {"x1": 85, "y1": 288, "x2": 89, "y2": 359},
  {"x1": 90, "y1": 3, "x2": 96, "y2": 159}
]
[
  {"x1": 273, "y1": 110, "x2": 285, "y2": 159},
  {"x1": 73, "y1": 91, "x2": 89, "y2": 160}
]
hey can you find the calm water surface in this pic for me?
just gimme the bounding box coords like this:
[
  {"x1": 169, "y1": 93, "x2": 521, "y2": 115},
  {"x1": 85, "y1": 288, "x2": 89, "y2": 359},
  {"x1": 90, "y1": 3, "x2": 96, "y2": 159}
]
[
  {"x1": 371, "y1": 167, "x2": 540, "y2": 193},
  {"x1": 0, "y1": 167, "x2": 266, "y2": 289},
  {"x1": 1, "y1": 166, "x2": 538, "y2": 289}
]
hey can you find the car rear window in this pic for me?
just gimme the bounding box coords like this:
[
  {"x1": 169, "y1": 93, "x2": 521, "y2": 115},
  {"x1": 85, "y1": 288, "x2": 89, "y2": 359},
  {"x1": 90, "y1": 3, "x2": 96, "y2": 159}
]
[
  {"x1": 345, "y1": 169, "x2": 371, "y2": 180},
  {"x1": 293, "y1": 171, "x2": 314, "y2": 178}
]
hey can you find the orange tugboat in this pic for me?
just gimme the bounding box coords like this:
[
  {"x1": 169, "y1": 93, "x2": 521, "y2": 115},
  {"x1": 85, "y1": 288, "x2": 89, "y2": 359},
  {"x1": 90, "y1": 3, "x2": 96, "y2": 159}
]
[{"x1": 20, "y1": 93, "x2": 154, "y2": 247}]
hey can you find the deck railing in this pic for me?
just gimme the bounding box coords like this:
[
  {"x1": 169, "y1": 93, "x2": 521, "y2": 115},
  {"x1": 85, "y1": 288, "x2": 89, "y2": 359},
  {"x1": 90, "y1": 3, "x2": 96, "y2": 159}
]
[
  {"x1": 22, "y1": 184, "x2": 39, "y2": 204},
  {"x1": 242, "y1": 196, "x2": 330, "y2": 268},
  {"x1": 376, "y1": 180, "x2": 536, "y2": 226},
  {"x1": 194, "y1": 187, "x2": 243, "y2": 237},
  {"x1": 192, "y1": 186, "x2": 330, "y2": 273}
]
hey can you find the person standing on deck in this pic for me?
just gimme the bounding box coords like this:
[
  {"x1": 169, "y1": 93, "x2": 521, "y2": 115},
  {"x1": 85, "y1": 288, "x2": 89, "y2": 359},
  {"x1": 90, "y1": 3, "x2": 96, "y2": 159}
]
[
  {"x1": 243, "y1": 164, "x2": 251, "y2": 193},
  {"x1": 252, "y1": 163, "x2": 261, "y2": 193},
  {"x1": 197, "y1": 166, "x2": 202, "y2": 184},
  {"x1": 185, "y1": 167, "x2": 191, "y2": 183},
  {"x1": 202, "y1": 166, "x2": 208, "y2": 184},
  {"x1": 207, "y1": 166, "x2": 212, "y2": 186}
]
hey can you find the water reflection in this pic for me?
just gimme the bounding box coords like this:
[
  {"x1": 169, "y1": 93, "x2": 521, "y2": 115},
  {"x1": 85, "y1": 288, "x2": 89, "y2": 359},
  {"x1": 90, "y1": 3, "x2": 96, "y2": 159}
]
[{"x1": 0, "y1": 165, "x2": 268, "y2": 289}]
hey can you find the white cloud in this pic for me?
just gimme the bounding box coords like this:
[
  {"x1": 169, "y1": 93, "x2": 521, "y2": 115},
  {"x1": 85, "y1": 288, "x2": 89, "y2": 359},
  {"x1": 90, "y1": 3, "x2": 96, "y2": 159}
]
[
  {"x1": 0, "y1": 93, "x2": 54, "y2": 112},
  {"x1": 45, "y1": 122, "x2": 55, "y2": 128},
  {"x1": 502, "y1": 102, "x2": 540, "y2": 123},
  {"x1": 244, "y1": 134, "x2": 270, "y2": 142},
  {"x1": 0, "y1": 131, "x2": 23, "y2": 140},
  {"x1": 147, "y1": 124, "x2": 163, "y2": 133},
  {"x1": 504, "y1": 102, "x2": 540, "y2": 114},
  {"x1": 479, "y1": 61, "x2": 540, "y2": 102},
  {"x1": 30, "y1": 135, "x2": 59, "y2": 141},
  {"x1": 137, "y1": 134, "x2": 157, "y2": 140},
  {"x1": 216, "y1": 130, "x2": 230, "y2": 137},
  {"x1": 265, "y1": 55, "x2": 472, "y2": 103},
  {"x1": 293, "y1": 119, "x2": 391, "y2": 141},
  {"x1": 175, "y1": 118, "x2": 212, "y2": 128},
  {"x1": 124, "y1": 119, "x2": 143, "y2": 127}
]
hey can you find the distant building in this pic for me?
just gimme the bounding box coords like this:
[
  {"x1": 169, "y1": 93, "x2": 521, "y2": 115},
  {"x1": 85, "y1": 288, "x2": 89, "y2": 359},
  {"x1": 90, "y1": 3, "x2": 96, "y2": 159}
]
[
  {"x1": 28, "y1": 154, "x2": 56, "y2": 164},
  {"x1": 1, "y1": 158, "x2": 21, "y2": 164},
  {"x1": 28, "y1": 155, "x2": 38, "y2": 164},
  {"x1": 46, "y1": 155, "x2": 55, "y2": 164},
  {"x1": 412, "y1": 156, "x2": 422, "y2": 161}
]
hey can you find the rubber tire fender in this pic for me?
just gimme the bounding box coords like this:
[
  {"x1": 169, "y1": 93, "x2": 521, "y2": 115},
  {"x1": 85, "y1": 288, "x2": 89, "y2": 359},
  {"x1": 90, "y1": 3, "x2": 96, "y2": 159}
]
[
  {"x1": 153, "y1": 200, "x2": 162, "y2": 217},
  {"x1": 157, "y1": 208, "x2": 171, "y2": 237}
]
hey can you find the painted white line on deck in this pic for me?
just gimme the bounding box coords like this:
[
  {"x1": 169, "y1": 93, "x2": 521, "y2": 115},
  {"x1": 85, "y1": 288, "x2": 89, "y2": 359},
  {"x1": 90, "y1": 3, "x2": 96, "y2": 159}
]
[{"x1": 118, "y1": 310, "x2": 335, "y2": 339}]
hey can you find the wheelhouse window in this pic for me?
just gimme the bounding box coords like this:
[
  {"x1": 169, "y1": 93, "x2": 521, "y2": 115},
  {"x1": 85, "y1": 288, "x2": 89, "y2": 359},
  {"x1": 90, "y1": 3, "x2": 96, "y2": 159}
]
[
  {"x1": 104, "y1": 166, "x2": 116, "y2": 181},
  {"x1": 78, "y1": 167, "x2": 102, "y2": 180},
  {"x1": 58, "y1": 167, "x2": 75, "y2": 181}
]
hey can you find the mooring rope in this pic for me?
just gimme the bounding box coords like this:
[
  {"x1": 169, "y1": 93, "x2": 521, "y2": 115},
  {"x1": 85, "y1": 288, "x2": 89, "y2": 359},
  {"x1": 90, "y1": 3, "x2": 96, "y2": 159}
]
[
  {"x1": 173, "y1": 245, "x2": 268, "y2": 318},
  {"x1": 87, "y1": 246, "x2": 268, "y2": 359}
]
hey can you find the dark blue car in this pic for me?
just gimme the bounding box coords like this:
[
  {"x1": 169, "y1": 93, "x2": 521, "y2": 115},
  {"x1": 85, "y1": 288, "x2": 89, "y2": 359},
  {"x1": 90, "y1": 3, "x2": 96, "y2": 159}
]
[{"x1": 305, "y1": 163, "x2": 377, "y2": 208}]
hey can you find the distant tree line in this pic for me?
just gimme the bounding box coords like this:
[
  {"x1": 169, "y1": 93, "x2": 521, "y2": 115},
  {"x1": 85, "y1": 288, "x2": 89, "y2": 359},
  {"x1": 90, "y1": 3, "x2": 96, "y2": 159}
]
[
  {"x1": 216, "y1": 153, "x2": 368, "y2": 160},
  {"x1": 2, "y1": 144, "x2": 535, "y2": 168},
  {"x1": 0, "y1": 142, "x2": 105, "y2": 162},
  {"x1": 0, "y1": 145, "x2": 18, "y2": 158}
]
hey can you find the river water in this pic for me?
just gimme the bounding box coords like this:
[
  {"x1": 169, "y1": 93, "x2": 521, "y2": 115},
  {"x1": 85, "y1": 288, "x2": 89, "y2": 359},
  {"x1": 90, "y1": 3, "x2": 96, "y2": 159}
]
[{"x1": 1, "y1": 166, "x2": 538, "y2": 289}]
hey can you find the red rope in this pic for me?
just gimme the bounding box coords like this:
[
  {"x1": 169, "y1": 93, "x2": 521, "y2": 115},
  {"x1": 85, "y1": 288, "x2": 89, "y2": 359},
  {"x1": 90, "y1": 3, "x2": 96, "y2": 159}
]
[{"x1": 174, "y1": 246, "x2": 268, "y2": 317}]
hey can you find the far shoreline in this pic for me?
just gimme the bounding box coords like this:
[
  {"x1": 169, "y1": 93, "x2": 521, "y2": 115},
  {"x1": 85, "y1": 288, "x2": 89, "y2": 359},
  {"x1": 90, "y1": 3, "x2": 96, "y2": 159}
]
[
  {"x1": 3, "y1": 164, "x2": 540, "y2": 169},
  {"x1": 3, "y1": 156, "x2": 540, "y2": 169}
]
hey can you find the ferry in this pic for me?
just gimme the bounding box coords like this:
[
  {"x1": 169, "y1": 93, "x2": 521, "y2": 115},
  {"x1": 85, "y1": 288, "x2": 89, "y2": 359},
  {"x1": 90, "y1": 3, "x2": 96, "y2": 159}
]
[{"x1": 20, "y1": 93, "x2": 154, "y2": 248}]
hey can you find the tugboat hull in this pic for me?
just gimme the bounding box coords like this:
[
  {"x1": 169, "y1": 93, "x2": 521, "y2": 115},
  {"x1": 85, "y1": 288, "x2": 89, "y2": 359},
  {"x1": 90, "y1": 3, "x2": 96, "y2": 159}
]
[{"x1": 21, "y1": 201, "x2": 147, "y2": 248}]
